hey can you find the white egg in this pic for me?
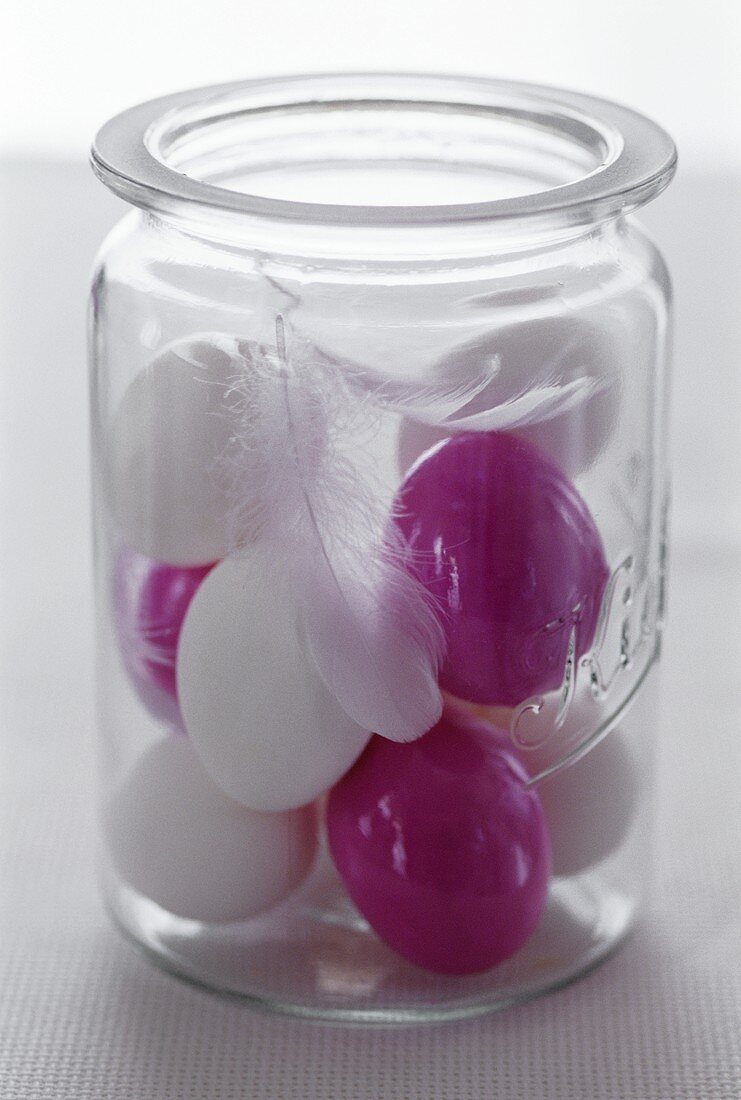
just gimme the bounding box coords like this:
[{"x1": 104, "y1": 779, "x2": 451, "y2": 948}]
[
  {"x1": 396, "y1": 314, "x2": 621, "y2": 478},
  {"x1": 109, "y1": 334, "x2": 257, "y2": 566},
  {"x1": 533, "y1": 730, "x2": 643, "y2": 877},
  {"x1": 444, "y1": 686, "x2": 643, "y2": 877},
  {"x1": 103, "y1": 736, "x2": 318, "y2": 923},
  {"x1": 290, "y1": 280, "x2": 488, "y2": 382},
  {"x1": 177, "y1": 551, "x2": 371, "y2": 812}
]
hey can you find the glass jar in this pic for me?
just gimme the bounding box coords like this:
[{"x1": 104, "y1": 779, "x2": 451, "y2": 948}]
[{"x1": 89, "y1": 74, "x2": 676, "y2": 1022}]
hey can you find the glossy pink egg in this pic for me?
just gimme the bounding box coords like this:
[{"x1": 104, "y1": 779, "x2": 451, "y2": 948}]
[
  {"x1": 114, "y1": 549, "x2": 215, "y2": 725},
  {"x1": 326, "y1": 710, "x2": 551, "y2": 975},
  {"x1": 395, "y1": 432, "x2": 609, "y2": 706}
]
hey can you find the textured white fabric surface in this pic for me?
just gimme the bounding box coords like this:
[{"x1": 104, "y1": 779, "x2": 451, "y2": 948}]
[{"x1": 0, "y1": 162, "x2": 739, "y2": 1099}]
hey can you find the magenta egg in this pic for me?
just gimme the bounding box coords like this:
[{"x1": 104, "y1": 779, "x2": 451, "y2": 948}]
[
  {"x1": 395, "y1": 431, "x2": 609, "y2": 706},
  {"x1": 326, "y1": 710, "x2": 551, "y2": 975},
  {"x1": 113, "y1": 549, "x2": 215, "y2": 725}
]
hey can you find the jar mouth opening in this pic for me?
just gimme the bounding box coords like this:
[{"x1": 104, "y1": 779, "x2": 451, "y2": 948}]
[{"x1": 91, "y1": 73, "x2": 676, "y2": 231}]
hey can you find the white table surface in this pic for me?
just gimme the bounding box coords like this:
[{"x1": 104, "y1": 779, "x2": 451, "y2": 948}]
[{"x1": 0, "y1": 161, "x2": 739, "y2": 1099}]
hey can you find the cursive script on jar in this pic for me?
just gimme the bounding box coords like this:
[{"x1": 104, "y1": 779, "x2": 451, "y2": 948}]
[{"x1": 509, "y1": 552, "x2": 664, "y2": 755}]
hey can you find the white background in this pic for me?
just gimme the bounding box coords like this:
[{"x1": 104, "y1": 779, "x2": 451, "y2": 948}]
[
  {"x1": 1, "y1": 3, "x2": 740, "y2": 1098},
  {"x1": 2, "y1": 0, "x2": 740, "y2": 168}
]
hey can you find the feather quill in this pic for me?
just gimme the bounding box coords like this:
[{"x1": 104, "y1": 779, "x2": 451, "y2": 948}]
[{"x1": 224, "y1": 318, "x2": 446, "y2": 743}]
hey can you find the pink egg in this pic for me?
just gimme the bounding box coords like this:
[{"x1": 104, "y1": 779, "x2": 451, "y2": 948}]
[
  {"x1": 113, "y1": 549, "x2": 215, "y2": 725},
  {"x1": 326, "y1": 710, "x2": 551, "y2": 975},
  {"x1": 395, "y1": 432, "x2": 609, "y2": 707},
  {"x1": 397, "y1": 389, "x2": 611, "y2": 480}
]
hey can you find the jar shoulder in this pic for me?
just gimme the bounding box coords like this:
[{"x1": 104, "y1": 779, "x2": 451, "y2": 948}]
[
  {"x1": 618, "y1": 218, "x2": 673, "y2": 305},
  {"x1": 90, "y1": 212, "x2": 672, "y2": 335}
]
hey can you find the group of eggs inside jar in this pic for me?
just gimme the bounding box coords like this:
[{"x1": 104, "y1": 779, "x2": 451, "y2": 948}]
[{"x1": 103, "y1": 320, "x2": 641, "y2": 977}]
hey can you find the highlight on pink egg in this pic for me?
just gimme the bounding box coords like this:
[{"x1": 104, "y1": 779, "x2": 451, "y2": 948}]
[
  {"x1": 326, "y1": 709, "x2": 551, "y2": 975},
  {"x1": 113, "y1": 548, "x2": 215, "y2": 725},
  {"x1": 395, "y1": 431, "x2": 609, "y2": 707}
]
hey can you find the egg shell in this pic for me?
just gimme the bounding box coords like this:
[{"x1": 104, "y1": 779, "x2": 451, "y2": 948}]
[
  {"x1": 327, "y1": 710, "x2": 551, "y2": 975},
  {"x1": 444, "y1": 682, "x2": 604, "y2": 771},
  {"x1": 113, "y1": 548, "x2": 214, "y2": 725},
  {"x1": 534, "y1": 730, "x2": 642, "y2": 877},
  {"x1": 441, "y1": 692, "x2": 513, "y2": 735},
  {"x1": 395, "y1": 431, "x2": 609, "y2": 707},
  {"x1": 426, "y1": 317, "x2": 620, "y2": 463},
  {"x1": 177, "y1": 550, "x2": 371, "y2": 812},
  {"x1": 396, "y1": 311, "x2": 622, "y2": 481},
  {"x1": 293, "y1": 288, "x2": 620, "y2": 429},
  {"x1": 397, "y1": 361, "x2": 616, "y2": 480},
  {"x1": 442, "y1": 690, "x2": 642, "y2": 876},
  {"x1": 109, "y1": 334, "x2": 255, "y2": 566},
  {"x1": 103, "y1": 737, "x2": 318, "y2": 923},
  {"x1": 290, "y1": 280, "x2": 488, "y2": 383}
]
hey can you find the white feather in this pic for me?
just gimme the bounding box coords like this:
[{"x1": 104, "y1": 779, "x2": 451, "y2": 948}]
[
  {"x1": 343, "y1": 357, "x2": 501, "y2": 426},
  {"x1": 348, "y1": 331, "x2": 608, "y2": 434},
  {"x1": 224, "y1": 319, "x2": 446, "y2": 743},
  {"x1": 440, "y1": 374, "x2": 605, "y2": 432}
]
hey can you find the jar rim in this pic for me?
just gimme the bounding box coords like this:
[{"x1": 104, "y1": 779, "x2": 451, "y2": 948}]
[{"x1": 91, "y1": 73, "x2": 676, "y2": 231}]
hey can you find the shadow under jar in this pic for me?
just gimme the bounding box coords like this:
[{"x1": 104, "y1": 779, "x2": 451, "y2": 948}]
[{"x1": 89, "y1": 73, "x2": 676, "y2": 1023}]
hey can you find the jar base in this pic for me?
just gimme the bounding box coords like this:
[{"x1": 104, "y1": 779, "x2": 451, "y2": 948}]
[{"x1": 102, "y1": 854, "x2": 637, "y2": 1024}]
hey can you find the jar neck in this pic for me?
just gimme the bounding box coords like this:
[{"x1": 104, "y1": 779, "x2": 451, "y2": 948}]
[
  {"x1": 93, "y1": 75, "x2": 676, "y2": 270},
  {"x1": 142, "y1": 205, "x2": 626, "y2": 274}
]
